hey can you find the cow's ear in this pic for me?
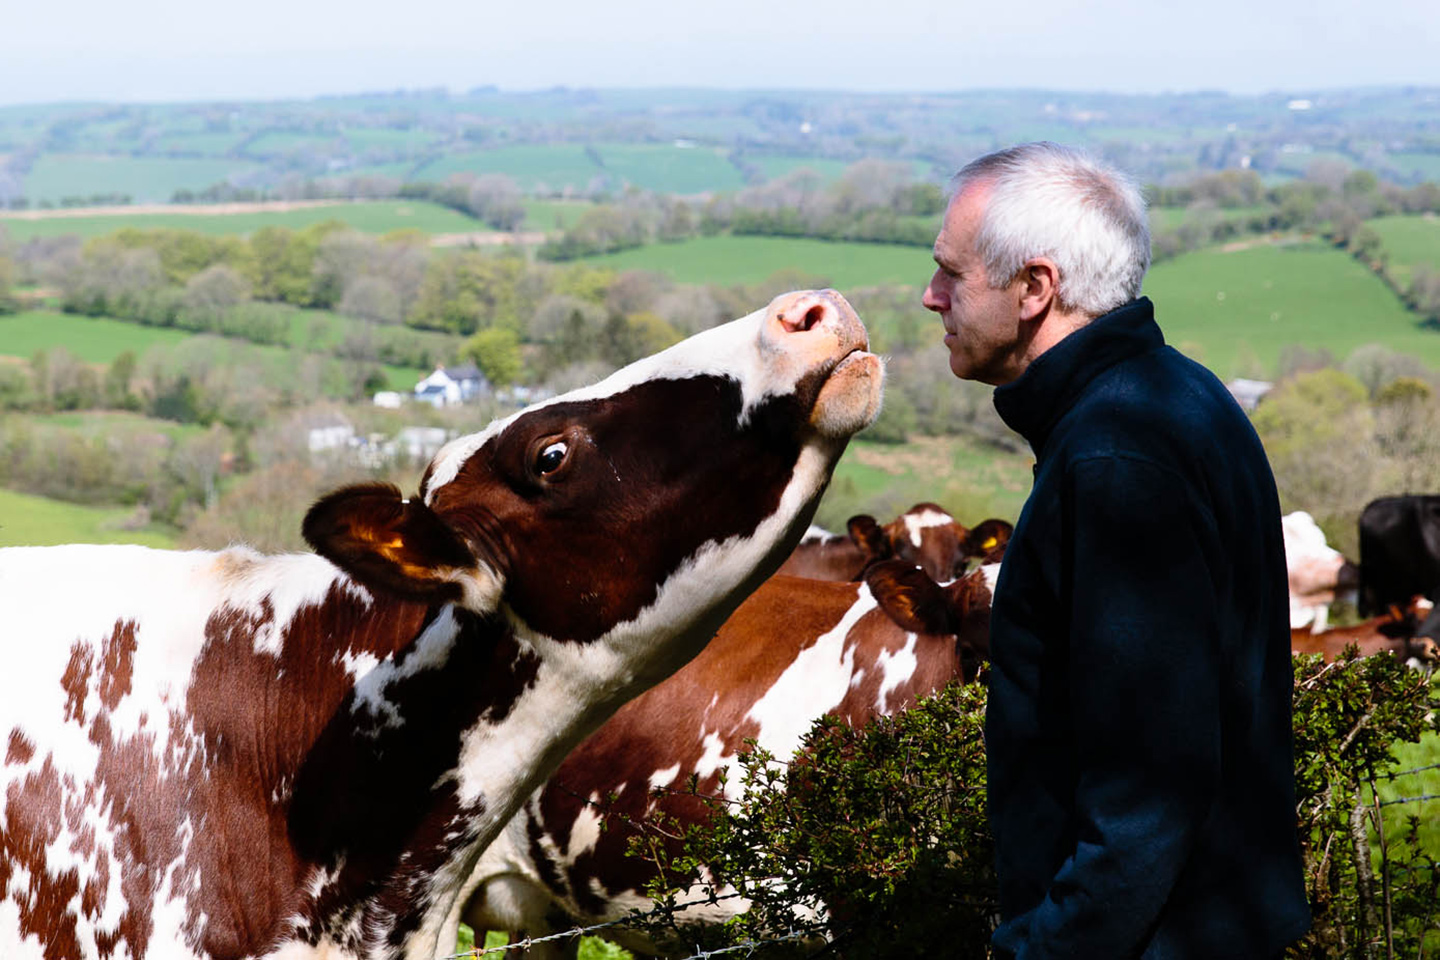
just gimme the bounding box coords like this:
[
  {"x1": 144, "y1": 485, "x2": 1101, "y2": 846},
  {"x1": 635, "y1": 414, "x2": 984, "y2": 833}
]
[
  {"x1": 964, "y1": 518, "x2": 1013, "y2": 559},
  {"x1": 865, "y1": 559, "x2": 954, "y2": 634},
  {"x1": 847, "y1": 515, "x2": 892, "y2": 562},
  {"x1": 303, "y1": 482, "x2": 504, "y2": 613}
]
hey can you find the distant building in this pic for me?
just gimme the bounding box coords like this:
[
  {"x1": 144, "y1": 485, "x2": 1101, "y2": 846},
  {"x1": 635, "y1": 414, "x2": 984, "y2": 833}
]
[
  {"x1": 303, "y1": 412, "x2": 357, "y2": 454},
  {"x1": 1227, "y1": 378, "x2": 1274, "y2": 412},
  {"x1": 372, "y1": 391, "x2": 405, "y2": 409},
  {"x1": 414, "y1": 364, "x2": 489, "y2": 408},
  {"x1": 395, "y1": 426, "x2": 451, "y2": 462}
]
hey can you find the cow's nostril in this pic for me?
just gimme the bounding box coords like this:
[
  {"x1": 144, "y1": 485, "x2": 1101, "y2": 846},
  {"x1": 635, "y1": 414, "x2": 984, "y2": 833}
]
[
  {"x1": 778, "y1": 300, "x2": 830, "y2": 333},
  {"x1": 802, "y1": 303, "x2": 826, "y2": 330}
]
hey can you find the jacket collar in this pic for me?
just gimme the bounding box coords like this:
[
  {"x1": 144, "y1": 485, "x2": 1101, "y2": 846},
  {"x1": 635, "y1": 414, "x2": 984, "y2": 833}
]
[{"x1": 992, "y1": 297, "x2": 1163, "y2": 457}]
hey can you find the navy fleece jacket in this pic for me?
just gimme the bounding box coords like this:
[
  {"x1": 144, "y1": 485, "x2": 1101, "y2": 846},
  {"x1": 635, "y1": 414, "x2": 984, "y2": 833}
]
[{"x1": 985, "y1": 298, "x2": 1310, "y2": 959}]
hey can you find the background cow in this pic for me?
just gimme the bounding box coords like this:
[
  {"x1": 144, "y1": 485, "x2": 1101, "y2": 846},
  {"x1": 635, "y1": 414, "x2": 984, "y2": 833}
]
[
  {"x1": 777, "y1": 502, "x2": 1011, "y2": 582},
  {"x1": 1283, "y1": 510, "x2": 1359, "y2": 632},
  {"x1": 0, "y1": 290, "x2": 881, "y2": 960},
  {"x1": 1291, "y1": 595, "x2": 1440, "y2": 669},
  {"x1": 456, "y1": 557, "x2": 1000, "y2": 958},
  {"x1": 1358, "y1": 494, "x2": 1440, "y2": 616}
]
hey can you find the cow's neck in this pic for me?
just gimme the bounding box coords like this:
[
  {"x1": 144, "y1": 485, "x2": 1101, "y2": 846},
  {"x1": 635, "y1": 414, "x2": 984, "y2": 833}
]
[{"x1": 275, "y1": 596, "x2": 673, "y2": 959}]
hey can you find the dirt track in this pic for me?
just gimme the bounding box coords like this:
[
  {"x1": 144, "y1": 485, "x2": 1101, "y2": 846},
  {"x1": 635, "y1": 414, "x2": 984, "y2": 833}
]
[{"x1": 0, "y1": 200, "x2": 351, "y2": 221}]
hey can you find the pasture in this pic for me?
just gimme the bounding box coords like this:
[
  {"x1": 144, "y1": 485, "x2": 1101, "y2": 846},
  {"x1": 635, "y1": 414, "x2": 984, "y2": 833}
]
[
  {"x1": 1366, "y1": 213, "x2": 1440, "y2": 288},
  {"x1": 1141, "y1": 238, "x2": 1440, "y2": 377},
  {"x1": 818, "y1": 434, "x2": 1032, "y2": 532},
  {"x1": 21, "y1": 154, "x2": 262, "y2": 204},
  {"x1": 0, "y1": 200, "x2": 487, "y2": 241},
  {"x1": 0, "y1": 310, "x2": 191, "y2": 362},
  {"x1": 576, "y1": 234, "x2": 932, "y2": 289},
  {"x1": 0, "y1": 487, "x2": 176, "y2": 548},
  {"x1": 0, "y1": 309, "x2": 425, "y2": 392}
]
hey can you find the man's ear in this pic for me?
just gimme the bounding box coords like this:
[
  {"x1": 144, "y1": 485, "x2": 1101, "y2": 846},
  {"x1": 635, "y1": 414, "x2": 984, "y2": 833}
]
[
  {"x1": 303, "y1": 482, "x2": 505, "y2": 613},
  {"x1": 1017, "y1": 257, "x2": 1061, "y2": 321}
]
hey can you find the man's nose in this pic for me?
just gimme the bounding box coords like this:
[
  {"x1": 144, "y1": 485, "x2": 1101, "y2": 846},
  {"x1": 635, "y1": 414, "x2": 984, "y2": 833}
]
[{"x1": 922, "y1": 273, "x2": 948, "y2": 312}]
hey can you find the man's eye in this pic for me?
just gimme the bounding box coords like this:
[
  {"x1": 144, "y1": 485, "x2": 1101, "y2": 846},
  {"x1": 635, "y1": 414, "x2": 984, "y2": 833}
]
[{"x1": 536, "y1": 441, "x2": 568, "y2": 475}]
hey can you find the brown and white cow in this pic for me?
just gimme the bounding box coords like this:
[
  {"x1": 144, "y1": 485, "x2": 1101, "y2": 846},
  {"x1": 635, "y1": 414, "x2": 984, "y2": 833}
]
[
  {"x1": 777, "y1": 503, "x2": 1011, "y2": 582},
  {"x1": 1283, "y1": 510, "x2": 1360, "y2": 633},
  {"x1": 1290, "y1": 595, "x2": 1440, "y2": 668},
  {"x1": 455, "y1": 557, "x2": 1001, "y2": 958},
  {"x1": 0, "y1": 290, "x2": 882, "y2": 960}
]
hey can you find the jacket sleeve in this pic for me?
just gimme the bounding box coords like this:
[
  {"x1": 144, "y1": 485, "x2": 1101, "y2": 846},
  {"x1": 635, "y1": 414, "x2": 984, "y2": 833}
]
[{"x1": 1013, "y1": 453, "x2": 1223, "y2": 960}]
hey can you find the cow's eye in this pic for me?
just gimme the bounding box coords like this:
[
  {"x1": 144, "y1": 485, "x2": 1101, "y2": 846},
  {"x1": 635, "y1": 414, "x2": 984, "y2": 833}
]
[{"x1": 536, "y1": 441, "x2": 568, "y2": 475}]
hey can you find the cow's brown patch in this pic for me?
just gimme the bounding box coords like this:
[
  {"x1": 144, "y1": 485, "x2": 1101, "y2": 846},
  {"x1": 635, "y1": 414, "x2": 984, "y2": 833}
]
[
  {"x1": 429, "y1": 375, "x2": 815, "y2": 644},
  {"x1": 5, "y1": 729, "x2": 34, "y2": 765},
  {"x1": 97, "y1": 621, "x2": 137, "y2": 711},
  {"x1": 1, "y1": 756, "x2": 84, "y2": 960},
  {"x1": 60, "y1": 643, "x2": 93, "y2": 726}
]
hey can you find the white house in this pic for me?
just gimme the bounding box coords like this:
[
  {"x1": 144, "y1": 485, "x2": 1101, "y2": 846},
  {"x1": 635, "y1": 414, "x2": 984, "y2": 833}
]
[{"x1": 414, "y1": 364, "x2": 489, "y2": 408}]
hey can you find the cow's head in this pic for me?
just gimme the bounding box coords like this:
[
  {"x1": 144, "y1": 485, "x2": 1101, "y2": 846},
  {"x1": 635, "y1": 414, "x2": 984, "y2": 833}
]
[
  {"x1": 863, "y1": 556, "x2": 1000, "y2": 680},
  {"x1": 305, "y1": 289, "x2": 882, "y2": 677}
]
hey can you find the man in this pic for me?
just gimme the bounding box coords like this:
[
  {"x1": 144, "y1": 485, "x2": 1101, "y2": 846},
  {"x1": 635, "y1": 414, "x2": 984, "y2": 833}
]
[{"x1": 923, "y1": 142, "x2": 1309, "y2": 959}]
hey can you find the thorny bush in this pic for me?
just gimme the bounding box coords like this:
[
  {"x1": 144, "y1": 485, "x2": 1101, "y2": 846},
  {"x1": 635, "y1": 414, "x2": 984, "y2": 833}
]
[{"x1": 629, "y1": 656, "x2": 1437, "y2": 959}]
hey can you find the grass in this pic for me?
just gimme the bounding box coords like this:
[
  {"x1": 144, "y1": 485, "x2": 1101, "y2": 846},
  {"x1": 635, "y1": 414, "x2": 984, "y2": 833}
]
[
  {"x1": 25, "y1": 410, "x2": 209, "y2": 442},
  {"x1": 0, "y1": 200, "x2": 487, "y2": 241},
  {"x1": 0, "y1": 309, "x2": 424, "y2": 392},
  {"x1": 416, "y1": 145, "x2": 602, "y2": 194},
  {"x1": 817, "y1": 434, "x2": 1033, "y2": 532},
  {"x1": 1375, "y1": 730, "x2": 1440, "y2": 861},
  {"x1": 0, "y1": 487, "x2": 177, "y2": 548},
  {"x1": 1367, "y1": 213, "x2": 1440, "y2": 289},
  {"x1": 592, "y1": 143, "x2": 745, "y2": 195},
  {"x1": 576, "y1": 234, "x2": 934, "y2": 289},
  {"x1": 521, "y1": 198, "x2": 595, "y2": 231},
  {"x1": 22, "y1": 154, "x2": 262, "y2": 204},
  {"x1": 0, "y1": 310, "x2": 191, "y2": 362},
  {"x1": 1141, "y1": 237, "x2": 1440, "y2": 378}
]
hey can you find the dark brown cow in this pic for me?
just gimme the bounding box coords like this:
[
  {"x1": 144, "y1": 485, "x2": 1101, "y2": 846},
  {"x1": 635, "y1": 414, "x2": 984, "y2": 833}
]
[
  {"x1": 455, "y1": 557, "x2": 1001, "y2": 957},
  {"x1": 0, "y1": 290, "x2": 882, "y2": 960},
  {"x1": 1290, "y1": 596, "x2": 1440, "y2": 667},
  {"x1": 777, "y1": 503, "x2": 1012, "y2": 582}
]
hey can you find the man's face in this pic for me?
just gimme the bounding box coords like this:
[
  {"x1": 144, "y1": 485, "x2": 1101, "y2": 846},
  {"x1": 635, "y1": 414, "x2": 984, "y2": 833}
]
[{"x1": 922, "y1": 184, "x2": 1026, "y2": 386}]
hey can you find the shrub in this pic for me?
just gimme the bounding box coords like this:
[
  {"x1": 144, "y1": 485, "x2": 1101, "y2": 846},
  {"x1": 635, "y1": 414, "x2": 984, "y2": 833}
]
[{"x1": 633, "y1": 657, "x2": 1438, "y2": 958}]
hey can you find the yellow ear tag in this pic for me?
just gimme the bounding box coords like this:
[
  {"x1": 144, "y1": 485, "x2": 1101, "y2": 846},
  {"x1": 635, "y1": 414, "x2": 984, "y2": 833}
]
[{"x1": 981, "y1": 537, "x2": 998, "y2": 550}]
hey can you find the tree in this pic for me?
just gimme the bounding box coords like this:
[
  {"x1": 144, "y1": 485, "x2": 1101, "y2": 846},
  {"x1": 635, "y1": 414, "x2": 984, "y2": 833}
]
[
  {"x1": 460, "y1": 326, "x2": 523, "y2": 387},
  {"x1": 467, "y1": 174, "x2": 526, "y2": 231},
  {"x1": 182, "y1": 264, "x2": 252, "y2": 328},
  {"x1": 338, "y1": 276, "x2": 403, "y2": 325},
  {"x1": 0, "y1": 254, "x2": 15, "y2": 313}
]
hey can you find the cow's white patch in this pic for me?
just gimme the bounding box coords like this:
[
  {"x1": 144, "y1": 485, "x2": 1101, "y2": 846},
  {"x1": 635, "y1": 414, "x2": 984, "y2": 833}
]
[
  {"x1": 746, "y1": 589, "x2": 877, "y2": 761},
  {"x1": 349, "y1": 609, "x2": 462, "y2": 730},
  {"x1": 981, "y1": 562, "x2": 1002, "y2": 595},
  {"x1": 649, "y1": 763, "x2": 683, "y2": 791},
  {"x1": 875, "y1": 633, "x2": 920, "y2": 715},
  {"x1": 903, "y1": 508, "x2": 954, "y2": 549}
]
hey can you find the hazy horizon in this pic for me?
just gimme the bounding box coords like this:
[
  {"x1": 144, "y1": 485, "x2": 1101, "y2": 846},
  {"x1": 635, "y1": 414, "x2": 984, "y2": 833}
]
[{"x1": 4, "y1": 0, "x2": 1438, "y2": 108}]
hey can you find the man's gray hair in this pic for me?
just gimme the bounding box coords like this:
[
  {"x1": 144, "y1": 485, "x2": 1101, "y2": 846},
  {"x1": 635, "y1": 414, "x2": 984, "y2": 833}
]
[{"x1": 953, "y1": 142, "x2": 1150, "y2": 317}]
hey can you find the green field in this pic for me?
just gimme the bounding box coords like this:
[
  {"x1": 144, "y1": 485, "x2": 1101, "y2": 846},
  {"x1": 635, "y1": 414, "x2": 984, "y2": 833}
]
[
  {"x1": 26, "y1": 409, "x2": 209, "y2": 442},
  {"x1": 593, "y1": 143, "x2": 745, "y2": 195},
  {"x1": 576, "y1": 235, "x2": 933, "y2": 289},
  {"x1": 1142, "y1": 238, "x2": 1439, "y2": 377},
  {"x1": 1149, "y1": 204, "x2": 1274, "y2": 232},
  {"x1": 819, "y1": 434, "x2": 1033, "y2": 531},
  {"x1": 0, "y1": 487, "x2": 177, "y2": 548},
  {"x1": 0, "y1": 309, "x2": 424, "y2": 391},
  {"x1": 522, "y1": 198, "x2": 595, "y2": 231},
  {"x1": 0, "y1": 310, "x2": 191, "y2": 362},
  {"x1": 1366, "y1": 213, "x2": 1440, "y2": 288},
  {"x1": 23, "y1": 154, "x2": 263, "y2": 204},
  {"x1": 417, "y1": 145, "x2": 602, "y2": 193},
  {"x1": 0, "y1": 200, "x2": 487, "y2": 241}
]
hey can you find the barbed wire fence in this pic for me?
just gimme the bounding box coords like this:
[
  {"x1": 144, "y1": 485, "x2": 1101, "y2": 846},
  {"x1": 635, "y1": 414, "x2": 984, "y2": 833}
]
[{"x1": 438, "y1": 759, "x2": 1438, "y2": 960}]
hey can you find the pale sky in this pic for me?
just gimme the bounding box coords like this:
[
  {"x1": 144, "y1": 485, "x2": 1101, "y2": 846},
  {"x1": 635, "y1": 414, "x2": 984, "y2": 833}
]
[{"x1": 3, "y1": 0, "x2": 1439, "y2": 105}]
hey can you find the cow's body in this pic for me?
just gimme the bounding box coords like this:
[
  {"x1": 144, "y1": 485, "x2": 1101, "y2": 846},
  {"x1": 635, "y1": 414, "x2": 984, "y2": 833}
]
[
  {"x1": 456, "y1": 559, "x2": 999, "y2": 958},
  {"x1": 1358, "y1": 495, "x2": 1440, "y2": 616},
  {"x1": 1282, "y1": 511, "x2": 1359, "y2": 632},
  {"x1": 0, "y1": 290, "x2": 882, "y2": 960},
  {"x1": 776, "y1": 503, "x2": 1010, "y2": 582},
  {"x1": 1290, "y1": 596, "x2": 1440, "y2": 668}
]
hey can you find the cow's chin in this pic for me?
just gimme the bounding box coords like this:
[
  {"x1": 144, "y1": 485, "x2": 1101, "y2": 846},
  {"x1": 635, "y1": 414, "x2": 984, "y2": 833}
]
[{"x1": 809, "y1": 350, "x2": 884, "y2": 438}]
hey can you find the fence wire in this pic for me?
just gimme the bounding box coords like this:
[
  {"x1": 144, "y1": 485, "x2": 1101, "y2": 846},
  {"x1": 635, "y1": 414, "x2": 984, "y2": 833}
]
[{"x1": 441, "y1": 761, "x2": 1438, "y2": 959}]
